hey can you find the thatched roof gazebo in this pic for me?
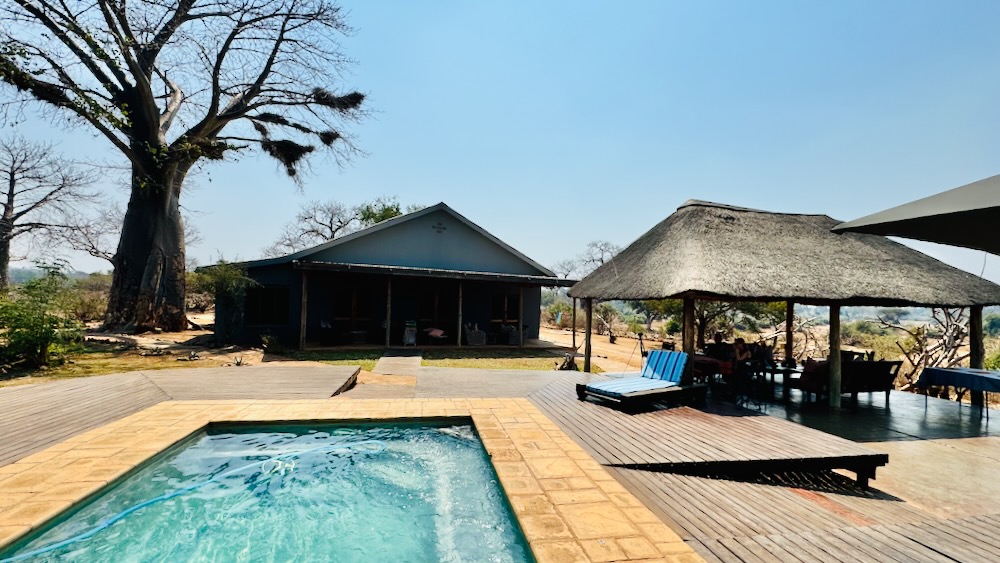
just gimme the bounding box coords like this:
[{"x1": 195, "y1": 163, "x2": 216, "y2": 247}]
[{"x1": 569, "y1": 200, "x2": 1000, "y2": 407}]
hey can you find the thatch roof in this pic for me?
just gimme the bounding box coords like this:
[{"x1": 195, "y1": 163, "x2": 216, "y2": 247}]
[{"x1": 569, "y1": 200, "x2": 1000, "y2": 307}]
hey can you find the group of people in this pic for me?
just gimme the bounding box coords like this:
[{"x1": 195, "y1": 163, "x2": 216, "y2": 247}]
[{"x1": 704, "y1": 332, "x2": 776, "y2": 367}]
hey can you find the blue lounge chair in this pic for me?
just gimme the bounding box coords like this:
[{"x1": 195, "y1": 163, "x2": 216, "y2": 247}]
[{"x1": 576, "y1": 350, "x2": 706, "y2": 408}]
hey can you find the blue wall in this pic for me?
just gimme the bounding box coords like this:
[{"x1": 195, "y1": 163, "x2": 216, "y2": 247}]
[{"x1": 310, "y1": 209, "x2": 547, "y2": 276}]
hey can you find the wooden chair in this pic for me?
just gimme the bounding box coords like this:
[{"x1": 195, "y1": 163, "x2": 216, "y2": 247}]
[
  {"x1": 787, "y1": 359, "x2": 830, "y2": 403},
  {"x1": 843, "y1": 360, "x2": 902, "y2": 404}
]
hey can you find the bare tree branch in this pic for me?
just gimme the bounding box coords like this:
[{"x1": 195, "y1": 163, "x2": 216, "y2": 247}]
[{"x1": 0, "y1": 136, "x2": 95, "y2": 289}]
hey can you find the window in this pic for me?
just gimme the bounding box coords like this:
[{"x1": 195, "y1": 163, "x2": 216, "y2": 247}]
[
  {"x1": 491, "y1": 292, "x2": 520, "y2": 322},
  {"x1": 244, "y1": 287, "x2": 289, "y2": 325}
]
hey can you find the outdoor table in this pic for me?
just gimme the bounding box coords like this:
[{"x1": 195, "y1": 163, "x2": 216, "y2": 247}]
[
  {"x1": 765, "y1": 365, "x2": 803, "y2": 400},
  {"x1": 917, "y1": 367, "x2": 1000, "y2": 419}
]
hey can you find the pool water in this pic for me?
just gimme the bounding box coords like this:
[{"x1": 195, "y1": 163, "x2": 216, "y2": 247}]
[{"x1": 2, "y1": 422, "x2": 533, "y2": 562}]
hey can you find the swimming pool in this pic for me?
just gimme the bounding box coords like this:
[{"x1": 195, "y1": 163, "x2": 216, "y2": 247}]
[{"x1": 1, "y1": 421, "x2": 533, "y2": 562}]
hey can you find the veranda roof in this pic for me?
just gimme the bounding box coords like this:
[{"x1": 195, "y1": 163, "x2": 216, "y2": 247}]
[
  {"x1": 833, "y1": 174, "x2": 1000, "y2": 255},
  {"x1": 568, "y1": 200, "x2": 1000, "y2": 307}
]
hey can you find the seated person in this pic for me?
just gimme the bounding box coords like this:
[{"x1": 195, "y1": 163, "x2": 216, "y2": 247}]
[
  {"x1": 704, "y1": 332, "x2": 734, "y2": 361},
  {"x1": 733, "y1": 338, "x2": 751, "y2": 362},
  {"x1": 751, "y1": 341, "x2": 777, "y2": 367}
]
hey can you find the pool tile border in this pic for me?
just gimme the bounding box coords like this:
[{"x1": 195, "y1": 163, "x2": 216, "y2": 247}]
[{"x1": 0, "y1": 398, "x2": 702, "y2": 563}]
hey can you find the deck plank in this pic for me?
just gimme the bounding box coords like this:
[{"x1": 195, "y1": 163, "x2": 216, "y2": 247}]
[
  {"x1": 0, "y1": 365, "x2": 358, "y2": 467},
  {"x1": 528, "y1": 373, "x2": 888, "y2": 479}
]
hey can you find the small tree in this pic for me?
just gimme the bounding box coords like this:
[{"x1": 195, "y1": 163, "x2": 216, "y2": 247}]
[
  {"x1": 553, "y1": 240, "x2": 623, "y2": 280},
  {"x1": 357, "y1": 196, "x2": 421, "y2": 227},
  {"x1": 0, "y1": 268, "x2": 84, "y2": 368},
  {"x1": 633, "y1": 299, "x2": 673, "y2": 330},
  {"x1": 0, "y1": 138, "x2": 93, "y2": 291},
  {"x1": 263, "y1": 197, "x2": 422, "y2": 257},
  {"x1": 879, "y1": 308, "x2": 968, "y2": 395},
  {"x1": 594, "y1": 302, "x2": 619, "y2": 338},
  {"x1": 191, "y1": 261, "x2": 257, "y2": 343}
]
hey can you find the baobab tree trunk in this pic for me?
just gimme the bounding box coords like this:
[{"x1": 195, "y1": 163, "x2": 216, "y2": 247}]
[
  {"x1": 0, "y1": 231, "x2": 10, "y2": 293},
  {"x1": 105, "y1": 167, "x2": 188, "y2": 332}
]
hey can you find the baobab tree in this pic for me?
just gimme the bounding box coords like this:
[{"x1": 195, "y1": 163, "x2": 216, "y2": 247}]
[
  {"x1": 0, "y1": 137, "x2": 92, "y2": 291},
  {"x1": 0, "y1": 0, "x2": 365, "y2": 331}
]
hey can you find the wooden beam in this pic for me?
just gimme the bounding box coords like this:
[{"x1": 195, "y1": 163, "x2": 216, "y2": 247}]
[
  {"x1": 298, "y1": 271, "x2": 308, "y2": 351},
  {"x1": 519, "y1": 286, "x2": 524, "y2": 347},
  {"x1": 584, "y1": 298, "x2": 593, "y2": 372},
  {"x1": 785, "y1": 300, "x2": 795, "y2": 365},
  {"x1": 682, "y1": 298, "x2": 696, "y2": 379},
  {"x1": 829, "y1": 304, "x2": 842, "y2": 408},
  {"x1": 385, "y1": 277, "x2": 392, "y2": 347},
  {"x1": 572, "y1": 297, "x2": 577, "y2": 350},
  {"x1": 682, "y1": 298, "x2": 695, "y2": 357},
  {"x1": 970, "y1": 305, "x2": 985, "y2": 406},
  {"x1": 457, "y1": 282, "x2": 463, "y2": 347}
]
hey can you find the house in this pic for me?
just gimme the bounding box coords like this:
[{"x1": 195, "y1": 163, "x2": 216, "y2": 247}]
[{"x1": 217, "y1": 203, "x2": 574, "y2": 348}]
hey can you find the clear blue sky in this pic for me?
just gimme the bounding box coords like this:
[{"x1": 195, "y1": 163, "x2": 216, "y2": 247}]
[{"x1": 15, "y1": 0, "x2": 1000, "y2": 283}]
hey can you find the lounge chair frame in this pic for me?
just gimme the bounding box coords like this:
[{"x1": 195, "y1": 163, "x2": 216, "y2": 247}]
[{"x1": 576, "y1": 350, "x2": 707, "y2": 409}]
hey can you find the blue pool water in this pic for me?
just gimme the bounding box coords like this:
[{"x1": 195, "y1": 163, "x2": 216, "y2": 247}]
[{"x1": 2, "y1": 422, "x2": 533, "y2": 562}]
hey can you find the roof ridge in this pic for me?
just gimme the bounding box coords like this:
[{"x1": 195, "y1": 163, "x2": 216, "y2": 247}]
[{"x1": 679, "y1": 199, "x2": 831, "y2": 218}]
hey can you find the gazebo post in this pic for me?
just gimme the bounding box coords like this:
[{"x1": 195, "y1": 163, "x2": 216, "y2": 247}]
[
  {"x1": 583, "y1": 298, "x2": 593, "y2": 373},
  {"x1": 829, "y1": 304, "x2": 842, "y2": 408},
  {"x1": 970, "y1": 305, "x2": 985, "y2": 407},
  {"x1": 785, "y1": 301, "x2": 795, "y2": 364},
  {"x1": 572, "y1": 297, "x2": 577, "y2": 350},
  {"x1": 682, "y1": 298, "x2": 695, "y2": 356}
]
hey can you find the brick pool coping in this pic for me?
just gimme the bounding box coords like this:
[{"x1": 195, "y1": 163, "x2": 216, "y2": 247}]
[{"x1": 0, "y1": 398, "x2": 701, "y2": 563}]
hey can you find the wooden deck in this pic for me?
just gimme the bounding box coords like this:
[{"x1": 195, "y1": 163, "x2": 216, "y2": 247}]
[
  {"x1": 0, "y1": 364, "x2": 358, "y2": 467},
  {"x1": 609, "y1": 468, "x2": 930, "y2": 542},
  {"x1": 528, "y1": 373, "x2": 888, "y2": 484},
  {"x1": 690, "y1": 512, "x2": 1000, "y2": 562}
]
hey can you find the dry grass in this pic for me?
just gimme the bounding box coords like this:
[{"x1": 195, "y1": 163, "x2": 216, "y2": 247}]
[
  {"x1": 0, "y1": 344, "x2": 231, "y2": 388},
  {"x1": 281, "y1": 350, "x2": 382, "y2": 372},
  {"x1": 421, "y1": 348, "x2": 601, "y2": 372}
]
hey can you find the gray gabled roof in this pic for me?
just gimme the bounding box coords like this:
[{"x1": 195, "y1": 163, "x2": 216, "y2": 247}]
[
  {"x1": 569, "y1": 200, "x2": 1000, "y2": 307},
  {"x1": 235, "y1": 202, "x2": 558, "y2": 278}
]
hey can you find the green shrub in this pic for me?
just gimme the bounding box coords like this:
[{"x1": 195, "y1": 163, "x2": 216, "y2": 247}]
[
  {"x1": 0, "y1": 270, "x2": 85, "y2": 368},
  {"x1": 195, "y1": 261, "x2": 257, "y2": 343},
  {"x1": 626, "y1": 320, "x2": 645, "y2": 337},
  {"x1": 986, "y1": 347, "x2": 1000, "y2": 371},
  {"x1": 842, "y1": 320, "x2": 888, "y2": 339},
  {"x1": 985, "y1": 314, "x2": 1000, "y2": 338},
  {"x1": 545, "y1": 302, "x2": 574, "y2": 329},
  {"x1": 67, "y1": 291, "x2": 107, "y2": 323}
]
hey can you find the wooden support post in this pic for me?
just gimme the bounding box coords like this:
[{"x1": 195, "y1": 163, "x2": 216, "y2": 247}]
[
  {"x1": 785, "y1": 301, "x2": 795, "y2": 364},
  {"x1": 298, "y1": 271, "x2": 308, "y2": 351},
  {"x1": 829, "y1": 304, "x2": 842, "y2": 408},
  {"x1": 584, "y1": 298, "x2": 593, "y2": 373},
  {"x1": 385, "y1": 277, "x2": 392, "y2": 347},
  {"x1": 682, "y1": 298, "x2": 695, "y2": 357},
  {"x1": 682, "y1": 298, "x2": 696, "y2": 380},
  {"x1": 971, "y1": 305, "x2": 985, "y2": 407},
  {"x1": 519, "y1": 286, "x2": 525, "y2": 348},
  {"x1": 571, "y1": 297, "x2": 577, "y2": 350},
  {"x1": 457, "y1": 282, "x2": 463, "y2": 347}
]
